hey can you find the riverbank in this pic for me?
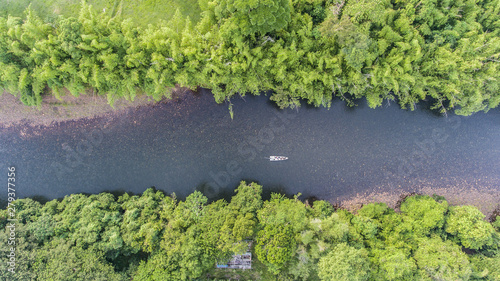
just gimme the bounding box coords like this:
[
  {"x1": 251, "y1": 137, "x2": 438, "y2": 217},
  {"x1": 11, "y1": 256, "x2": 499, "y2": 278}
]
[
  {"x1": 0, "y1": 88, "x2": 195, "y2": 128},
  {"x1": 334, "y1": 179, "x2": 500, "y2": 221}
]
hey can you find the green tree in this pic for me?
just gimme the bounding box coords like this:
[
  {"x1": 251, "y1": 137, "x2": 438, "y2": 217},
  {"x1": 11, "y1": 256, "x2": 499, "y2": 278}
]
[
  {"x1": 445, "y1": 205, "x2": 496, "y2": 250},
  {"x1": 255, "y1": 223, "x2": 296, "y2": 274},
  {"x1": 48, "y1": 193, "x2": 125, "y2": 260},
  {"x1": 414, "y1": 236, "x2": 472, "y2": 280},
  {"x1": 312, "y1": 200, "x2": 334, "y2": 219},
  {"x1": 147, "y1": 191, "x2": 213, "y2": 280},
  {"x1": 317, "y1": 242, "x2": 371, "y2": 281},
  {"x1": 285, "y1": 211, "x2": 351, "y2": 280},
  {"x1": 33, "y1": 238, "x2": 124, "y2": 281},
  {"x1": 0, "y1": 222, "x2": 38, "y2": 280},
  {"x1": 317, "y1": 212, "x2": 350, "y2": 245},
  {"x1": 119, "y1": 188, "x2": 173, "y2": 254},
  {"x1": 400, "y1": 195, "x2": 448, "y2": 236},
  {"x1": 372, "y1": 247, "x2": 417, "y2": 280},
  {"x1": 493, "y1": 217, "x2": 500, "y2": 232},
  {"x1": 469, "y1": 253, "x2": 500, "y2": 281},
  {"x1": 257, "y1": 192, "x2": 309, "y2": 234},
  {"x1": 203, "y1": 0, "x2": 291, "y2": 37},
  {"x1": 228, "y1": 181, "x2": 263, "y2": 215}
]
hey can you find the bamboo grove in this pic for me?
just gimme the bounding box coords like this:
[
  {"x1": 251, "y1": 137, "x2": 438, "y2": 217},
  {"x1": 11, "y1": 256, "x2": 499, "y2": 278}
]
[
  {"x1": 1, "y1": 182, "x2": 499, "y2": 280},
  {"x1": 0, "y1": 0, "x2": 499, "y2": 115}
]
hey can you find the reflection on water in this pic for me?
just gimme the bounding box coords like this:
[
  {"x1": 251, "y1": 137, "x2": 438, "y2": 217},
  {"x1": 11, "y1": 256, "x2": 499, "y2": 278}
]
[{"x1": 1, "y1": 89, "x2": 499, "y2": 203}]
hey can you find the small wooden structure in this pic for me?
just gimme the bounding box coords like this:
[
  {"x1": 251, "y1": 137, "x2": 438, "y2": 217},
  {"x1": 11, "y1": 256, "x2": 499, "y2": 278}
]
[{"x1": 216, "y1": 242, "x2": 252, "y2": 269}]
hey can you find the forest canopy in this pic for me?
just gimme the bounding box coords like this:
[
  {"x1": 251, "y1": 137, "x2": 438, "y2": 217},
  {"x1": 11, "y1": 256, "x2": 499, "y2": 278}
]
[
  {"x1": 0, "y1": 0, "x2": 499, "y2": 115},
  {"x1": 1, "y1": 182, "x2": 499, "y2": 280}
]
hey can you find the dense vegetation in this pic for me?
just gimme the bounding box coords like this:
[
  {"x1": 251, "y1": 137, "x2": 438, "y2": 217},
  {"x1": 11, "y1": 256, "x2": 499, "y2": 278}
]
[
  {"x1": 0, "y1": 0, "x2": 499, "y2": 115},
  {"x1": 1, "y1": 181, "x2": 499, "y2": 280}
]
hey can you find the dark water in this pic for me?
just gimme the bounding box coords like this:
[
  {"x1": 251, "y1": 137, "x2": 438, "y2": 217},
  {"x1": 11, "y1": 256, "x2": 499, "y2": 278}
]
[{"x1": 1, "y1": 89, "x2": 499, "y2": 204}]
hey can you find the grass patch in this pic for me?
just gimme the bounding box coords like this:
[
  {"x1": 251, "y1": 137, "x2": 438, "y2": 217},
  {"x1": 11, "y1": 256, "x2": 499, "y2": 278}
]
[
  {"x1": 118, "y1": 0, "x2": 202, "y2": 25},
  {"x1": 0, "y1": 0, "x2": 53, "y2": 19},
  {"x1": 0, "y1": 0, "x2": 201, "y2": 26}
]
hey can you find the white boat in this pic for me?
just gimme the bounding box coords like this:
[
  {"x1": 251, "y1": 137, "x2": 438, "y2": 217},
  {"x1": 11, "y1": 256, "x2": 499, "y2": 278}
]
[{"x1": 269, "y1": 156, "x2": 288, "y2": 161}]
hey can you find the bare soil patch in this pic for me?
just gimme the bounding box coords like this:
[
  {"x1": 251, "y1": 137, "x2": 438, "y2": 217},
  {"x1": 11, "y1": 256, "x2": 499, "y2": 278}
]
[
  {"x1": 0, "y1": 88, "x2": 193, "y2": 128},
  {"x1": 334, "y1": 178, "x2": 500, "y2": 218}
]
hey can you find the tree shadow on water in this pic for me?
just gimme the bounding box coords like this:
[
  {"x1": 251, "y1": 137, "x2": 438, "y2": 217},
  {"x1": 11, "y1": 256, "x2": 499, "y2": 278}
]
[
  {"x1": 195, "y1": 182, "x2": 233, "y2": 203},
  {"x1": 30, "y1": 195, "x2": 51, "y2": 205},
  {"x1": 261, "y1": 184, "x2": 297, "y2": 201},
  {"x1": 415, "y1": 97, "x2": 452, "y2": 118},
  {"x1": 195, "y1": 179, "x2": 298, "y2": 203},
  {"x1": 337, "y1": 95, "x2": 451, "y2": 119}
]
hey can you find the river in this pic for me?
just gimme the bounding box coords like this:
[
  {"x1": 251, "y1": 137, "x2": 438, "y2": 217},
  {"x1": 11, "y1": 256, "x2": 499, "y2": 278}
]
[{"x1": 1, "y1": 89, "x2": 499, "y2": 204}]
